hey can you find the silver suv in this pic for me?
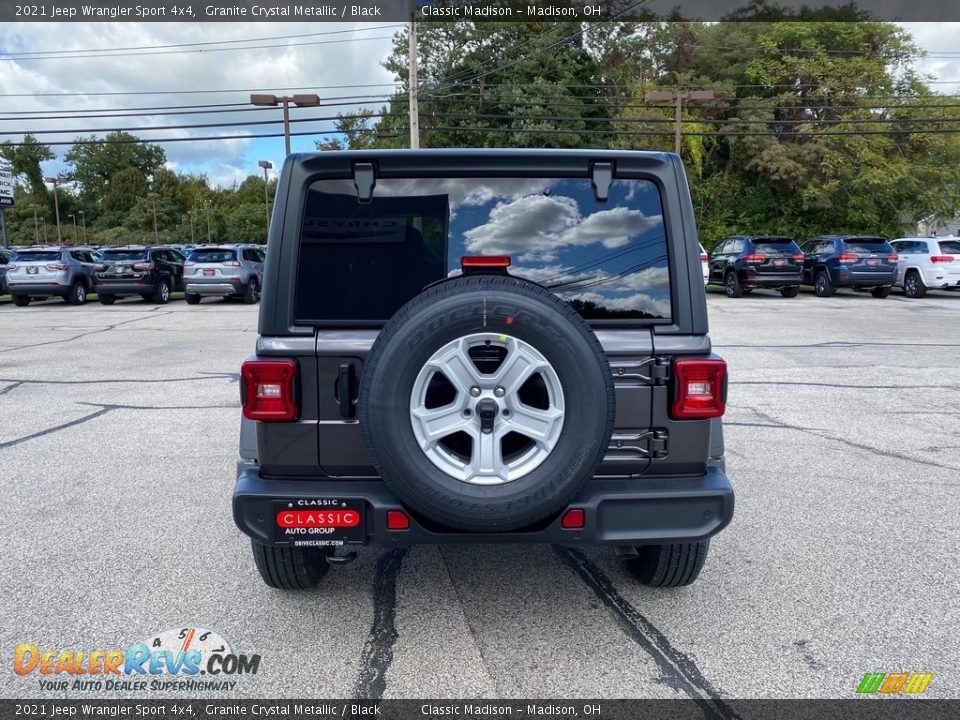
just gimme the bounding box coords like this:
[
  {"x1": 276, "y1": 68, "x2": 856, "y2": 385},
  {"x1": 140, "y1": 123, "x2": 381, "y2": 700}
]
[
  {"x1": 183, "y1": 244, "x2": 264, "y2": 304},
  {"x1": 6, "y1": 247, "x2": 99, "y2": 306},
  {"x1": 891, "y1": 237, "x2": 960, "y2": 298}
]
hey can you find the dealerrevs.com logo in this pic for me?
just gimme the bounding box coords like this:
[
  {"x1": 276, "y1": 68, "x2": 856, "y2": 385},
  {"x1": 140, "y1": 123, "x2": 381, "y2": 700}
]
[{"x1": 14, "y1": 626, "x2": 261, "y2": 692}]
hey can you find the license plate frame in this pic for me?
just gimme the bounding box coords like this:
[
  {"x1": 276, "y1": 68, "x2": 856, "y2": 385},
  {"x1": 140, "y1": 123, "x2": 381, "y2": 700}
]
[{"x1": 273, "y1": 500, "x2": 365, "y2": 546}]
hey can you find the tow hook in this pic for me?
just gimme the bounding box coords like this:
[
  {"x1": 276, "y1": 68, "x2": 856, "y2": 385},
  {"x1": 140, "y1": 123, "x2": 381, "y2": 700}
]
[{"x1": 327, "y1": 551, "x2": 358, "y2": 566}]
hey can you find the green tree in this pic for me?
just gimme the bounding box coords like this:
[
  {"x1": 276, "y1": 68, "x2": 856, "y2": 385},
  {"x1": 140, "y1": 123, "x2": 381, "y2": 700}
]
[
  {"x1": 65, "y1": 132, "x2": 166, "y2": 204},
  {"x1": 0, "y1": 133, "x2": 54, "y2": 198}
]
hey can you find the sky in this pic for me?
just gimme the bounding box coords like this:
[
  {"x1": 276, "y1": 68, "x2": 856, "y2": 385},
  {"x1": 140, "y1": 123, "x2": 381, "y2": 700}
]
[{"x1": 0, "y1": 21, "x2": 957, "y2": 190}]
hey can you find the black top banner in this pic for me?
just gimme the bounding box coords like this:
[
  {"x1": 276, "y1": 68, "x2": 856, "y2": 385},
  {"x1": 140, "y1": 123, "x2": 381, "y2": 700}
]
[{"x1": 0, "y1": 0, "x2": 953, "y2": 23}]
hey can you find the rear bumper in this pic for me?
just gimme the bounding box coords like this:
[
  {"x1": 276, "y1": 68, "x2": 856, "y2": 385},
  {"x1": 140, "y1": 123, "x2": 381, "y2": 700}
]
[
  {"x1": 232, "y1": 465, "x2": 734, "y2": 547},
  {"x1": 95, "y1": 281, "x2": 156, "y2": 295},
  {"x1": 186, "y1": 279, "x2": 242, "y2": 296},
  {"x1": 6, "y1": 282, "x2": 68, "y2": 295},
  {"x1": 744, "y1": 272, "x2": 802, "y2": 287},
  {"x1": 835, "y1": 270, "x2": 897, "y2": 286}
]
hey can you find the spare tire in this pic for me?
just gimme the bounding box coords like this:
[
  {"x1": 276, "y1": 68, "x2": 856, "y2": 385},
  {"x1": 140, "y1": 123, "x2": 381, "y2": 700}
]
[{"x1": 359, "y1": 274, "x2": 615, "y2": 532}]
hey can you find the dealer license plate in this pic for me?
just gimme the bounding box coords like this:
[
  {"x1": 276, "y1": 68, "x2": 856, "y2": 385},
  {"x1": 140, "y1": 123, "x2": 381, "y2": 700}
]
[
  {"x1": 867, "y1": 258, "x2": 879, "y2": 265},
  {"x1": 273, "y1": 500, "x2": 365, "y2": 546},
  {"x1": 773, "y1": 259, "x2": 786, "y2": 266},
  {"x1": 203, "y1": 268, "x2": 215, "y2": 276}
]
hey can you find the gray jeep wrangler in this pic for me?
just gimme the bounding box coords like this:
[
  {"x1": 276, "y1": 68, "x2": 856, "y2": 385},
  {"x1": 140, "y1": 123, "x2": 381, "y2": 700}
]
[{"x1": 233, "y1": 150, "x2": 733, "y2": 590}]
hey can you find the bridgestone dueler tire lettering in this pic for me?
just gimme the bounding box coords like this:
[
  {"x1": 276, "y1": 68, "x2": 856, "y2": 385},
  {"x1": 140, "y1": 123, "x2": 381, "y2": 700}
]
[{"x1": 359, "y1": 275, "x2": 615, "y2": 532}]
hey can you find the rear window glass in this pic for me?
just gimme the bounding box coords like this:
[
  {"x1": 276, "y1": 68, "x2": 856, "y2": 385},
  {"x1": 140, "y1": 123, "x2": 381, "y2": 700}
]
[
  {"x1": 101, "y1": 250, "x2": 147, "y2": 261},
  {"x1": 938, "y1": 241, "x2": 960, "y2": 254},
  {"x1": 753, "y1": 239, "x2": 800, "y2": 254},
  {"x1": 12, "y1": 251, "x2": 60, "y2": 261},
  {"x1": 295, "y1": 177, "x2": 670, "y2": 323},
  {"x1": 188, "y1": 248, "x2": 236, "y2": 263},
  {"x1": 844, "y1": 240, "x2": 891, "y2": 254}
]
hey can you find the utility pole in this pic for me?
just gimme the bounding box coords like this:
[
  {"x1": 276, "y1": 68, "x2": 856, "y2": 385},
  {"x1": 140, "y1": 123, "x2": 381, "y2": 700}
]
[
  {"x1": 205, "y1": 200, "x2": 212, "y2": 243},
  {"x1": 258, "y1": 160, "x2": 273, "y2": 237},
  {"x1": 250, "y1": 93, "x2": 321, "y2": 156},
  {"x1": 45, "y1": 175, "x2": 65, "y2": 243},
  {"x1": 26, "y1": 204, "x2": 39, "y2": 243},
  {"x1": 644, "y1": 89, "x2": 715, "y2": 156},
  {"x1": 78, "y1": 210, "x2": 86, "y2": 244},
  {"x1": 408, "y1": 10, "x2": 420, "y2": 149},
  {"x1": 147, "y1": 192, "x2": 159, "y2": 244},
  {"x1": 40, "y1": 217, "x2": 47, "y2": 243}
]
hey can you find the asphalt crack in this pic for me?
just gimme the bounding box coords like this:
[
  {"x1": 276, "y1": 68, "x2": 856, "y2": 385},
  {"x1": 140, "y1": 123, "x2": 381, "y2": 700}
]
[
  {"x1": 0, "y1": 311, "x2": 174, "y2": 354},
  {"x1": 553, "y1": 546, "x2": 740, "y2": 719},
  {"x1": 0, "y1": 372, "x2": 238, "y2": 389},
  {"x1": 352, "y1": 548, "x2": 409, "y2": 700},
  {"x1": 0, "y1": 408, "x2": 113, "y2": 450},
  {"x1": 733, "y1": 404, "x2": 960, "y2": 473}
]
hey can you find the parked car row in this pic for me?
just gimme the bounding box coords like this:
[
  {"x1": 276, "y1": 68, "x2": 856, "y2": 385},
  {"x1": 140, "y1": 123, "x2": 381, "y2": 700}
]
[
  {"x1": 705, "y1": 235, "x2": 960, "y2": 299},
  {"x1": 1, "y1": 244, "x2": 264, "y2": 306}
]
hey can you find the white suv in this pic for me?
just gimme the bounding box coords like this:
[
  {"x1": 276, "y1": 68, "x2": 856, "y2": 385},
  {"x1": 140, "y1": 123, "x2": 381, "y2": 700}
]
[{"x1": 890, "y1": 237, "x2": 960, "y2": 298}]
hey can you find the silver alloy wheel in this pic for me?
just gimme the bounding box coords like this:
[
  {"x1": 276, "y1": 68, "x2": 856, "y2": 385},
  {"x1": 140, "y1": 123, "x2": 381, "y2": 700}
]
[
  {"x1": 160, "y1": 281, "x2": 170, "y2": 302},
  {"x1": 410, "y1": 333, "x2": 565, "y2": 485},
  {"x1": 905, "y1": 273, "x2": 918, "y2": 296}
]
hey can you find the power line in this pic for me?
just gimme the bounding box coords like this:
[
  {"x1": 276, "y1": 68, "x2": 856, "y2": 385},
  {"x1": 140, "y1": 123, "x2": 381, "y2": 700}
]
[
  {"x1": 0, "y1": 25, "x2": 402, "y2": 58},
  {"x1": 0, "y1": 128, "x2": 394, "y2": 147},
  {"x1": 0, "y1": 83, "x2": 400, "y2": 98},
  {"x1": 0, "y1": 34, "x2": 395, "y2": 62}
]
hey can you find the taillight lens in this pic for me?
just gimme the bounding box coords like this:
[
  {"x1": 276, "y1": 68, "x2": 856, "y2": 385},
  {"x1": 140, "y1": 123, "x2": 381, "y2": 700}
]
[
  {"x1": 837, "y1": 253, "x2": 858, "y2": 263},
  {"x1": 699, "y1": 252, "x2": 708, "y2": 262},
  {"x1": 132, "y1": 262, "x2": 154, "y2": 271},
  {"x1": 222, "y1": 260, "x2": 241, "y2": 267},
  {"x1": 930, "y1": 255, "x2": 954, "y2": 263},
  {"x1": 743, "y1": 254, "x2": 765, "y2": 263},
  {"x1": 46, "y1": 263, "x2": 69, "y2": 271},
  {"x1": 887, "y1": 253, "x2": 899, "y2": 262},
  {"x1": 792, "y1": 253, "x2": 804, "y2": 262},
  {"x1": 671, "y1": 358, "x2": 727, "y2": 420},
  {"x1": 241, "y1": 359, "x2": 298, "y2": 421},
  {"x1": 184, "y1": 261, "x2": 195, "y2": 267}
]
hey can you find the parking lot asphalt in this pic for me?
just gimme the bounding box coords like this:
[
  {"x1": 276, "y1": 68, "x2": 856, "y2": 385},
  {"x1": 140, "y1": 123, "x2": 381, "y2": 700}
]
[{"x1": 0, "y1": 290, "x2": 958, "y2": 702}]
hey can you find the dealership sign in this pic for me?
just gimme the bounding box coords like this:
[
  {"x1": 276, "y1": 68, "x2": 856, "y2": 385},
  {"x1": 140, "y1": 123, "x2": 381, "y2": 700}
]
[{"x1": 0, "y1": 166, "x2": 13, "y2": 207}]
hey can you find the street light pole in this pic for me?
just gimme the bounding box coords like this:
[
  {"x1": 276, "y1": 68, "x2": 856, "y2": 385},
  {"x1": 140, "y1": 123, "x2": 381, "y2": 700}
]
[
  {"x1": 68, "y1": 213, "x2": 78, "y2": 242},
  {"x1": 257, "y1": 160, "x2": 273, "y2": 237},
  {"x1": 44, "y1": 175, "x2": 64, "y2": 243},
  {"x1": 40, "y1": 217, "x2": 47, "y2": 243},
  {"x1": 644, "y1": 89, "x2": 715, "y2": 156},
  {"x1": 250, "y1": 93, "x2": 321, "y2": 156},
  {"x1": 26, "y1": 204, "x2": 39, "y2": 243},
  {"x1": 147, "y1": 192, "x2": 159, "y2": 244},
  {"x1": 408, "y1": 12, "x2": 420, "y2": 149},
  {"x1": 205, "y1": 200, "x2": 212, "y2": 243},
  {"x1": 78, "y1": 210, "x2": 86, "y2": 244}
]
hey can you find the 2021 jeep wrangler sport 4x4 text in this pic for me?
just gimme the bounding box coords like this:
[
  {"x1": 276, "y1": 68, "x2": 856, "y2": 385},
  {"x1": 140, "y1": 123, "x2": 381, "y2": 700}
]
[{"x1": 233, "y1": 149, "x2": 733, "y2": 590}]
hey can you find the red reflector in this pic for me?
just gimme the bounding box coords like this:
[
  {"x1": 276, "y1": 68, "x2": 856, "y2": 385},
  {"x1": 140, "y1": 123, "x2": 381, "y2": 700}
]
[
  {"x1": 671, "y1": 358, "x2": 727, "y2": 420},
  {"x1": 386, "y1": 510, "x2": 410, "y2": 531},
  {"x1": 931, "y1": 255, "x2": 954, "y2": 263},
  {"x1": 561, "y1": 508, "x2": 585, "y2": 529},
  {"x1": 461, "y1": 255, "x2": 511, "y2": 269},
  {"x1": 276, "y1": 510, "x2": 360, "y2": 528},
  {"x1": 241, "y1": 359, "x2": 298, "y2": 421}
]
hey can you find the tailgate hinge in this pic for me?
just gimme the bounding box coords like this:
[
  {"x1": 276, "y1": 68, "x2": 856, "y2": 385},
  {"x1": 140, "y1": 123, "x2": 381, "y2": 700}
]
[
  {"x1": 651, "y1": 357, "x2": 671, "y2": 385},
  {"x1": 609, "y1": 429, "x2": 669, "y2": 459},
  {"x1": 609, "y1": 356, "x2": 671, "y2": 386}
]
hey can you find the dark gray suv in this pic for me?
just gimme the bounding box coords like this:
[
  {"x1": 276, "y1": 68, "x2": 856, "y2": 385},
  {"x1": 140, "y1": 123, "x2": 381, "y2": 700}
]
[{"x1": 233, "y1": 150, "x2": 733, "y2": 590}]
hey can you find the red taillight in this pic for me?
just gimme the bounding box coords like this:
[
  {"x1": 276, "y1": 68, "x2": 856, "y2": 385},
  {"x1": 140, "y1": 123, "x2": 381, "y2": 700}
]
[
  {"x1": 930, "y1": 255, "x2": 954, "y2": 263},
  {"x1": 241, "y1": 359, "x2": 298, "y2": 421},
  {"x1": 222, "y1": 260, "x2": 241, "y2": 267},
  {"x1": 561, "y1": 508, "x2": 585, "y2": 529},
  {"x1": 46, "y1": 263, "x2": 69, "y2": 271},
  {"x1": 699, "y1": 252, "x2": 708, "y2": 262},
  {"x1": 887, "y1": 253, "x2": 899, "y2": 262},
  {"x1": 792, "y1": 254, "x2": 804, "y2": 262},
  {"x1": 132, "y1": 262, "x2": 154, "y2": 271},
  {"x1": 461, "y1": 255, "x2": 511, "y2": 269},
  {"x1": 743, "y1": 254, "x2": 765, "y2": 264},
  {"x1": 184, "y1": 261, "x2": 195, "y2": 267},
  {"x1": 386, "y1": 510, "x2": 410, "y2": 531},
  {"x1": 671, "y1": 358, "x2": 727, "y2": 420},
  {"x1": 837, "y1": 253, "x2": 858, "y2": 263}
]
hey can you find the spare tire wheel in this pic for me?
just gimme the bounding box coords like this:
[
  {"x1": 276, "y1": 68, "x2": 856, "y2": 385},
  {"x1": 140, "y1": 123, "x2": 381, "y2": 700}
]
[{"x1": 359, "y1": 274, "x2": 615, "y2": 532}]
